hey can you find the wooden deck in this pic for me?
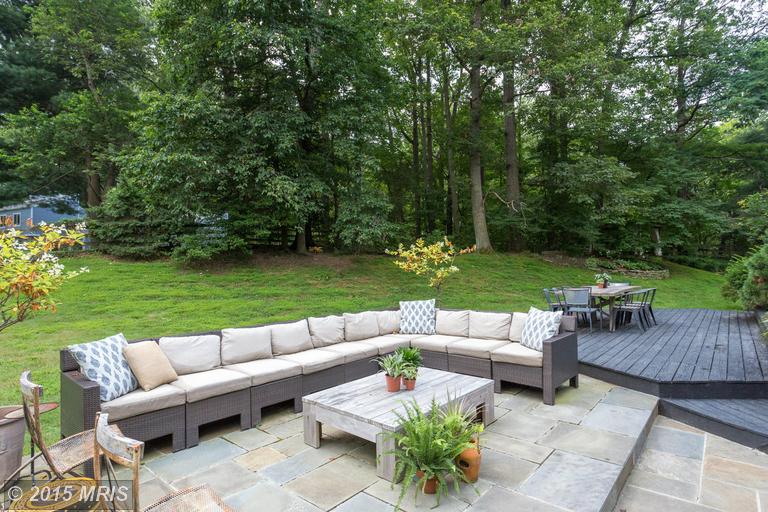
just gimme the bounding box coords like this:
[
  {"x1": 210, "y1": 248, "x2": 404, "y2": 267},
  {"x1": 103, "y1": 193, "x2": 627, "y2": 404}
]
[
  {"x1": 578, "y1": 308, "x2": 768, "y2": 398},
  {"x1": 578, "y1": 308, "x2": 768, "y2": 450}
]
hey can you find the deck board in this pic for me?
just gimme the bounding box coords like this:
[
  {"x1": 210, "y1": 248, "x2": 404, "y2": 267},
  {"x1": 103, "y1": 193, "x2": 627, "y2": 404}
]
[{"x1": 579, "y1": 309, "x2": 768, "y2": 391}]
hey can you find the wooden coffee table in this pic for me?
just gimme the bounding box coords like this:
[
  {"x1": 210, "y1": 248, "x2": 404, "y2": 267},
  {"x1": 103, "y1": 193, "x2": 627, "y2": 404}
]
[{"x1": 302, "y1": 367, "x2": 494, "y2": 481}]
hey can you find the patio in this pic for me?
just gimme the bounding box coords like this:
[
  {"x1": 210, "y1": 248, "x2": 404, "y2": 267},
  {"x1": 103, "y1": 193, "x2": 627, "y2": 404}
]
[{"x1": 110, "y1": 375, "x2": 768, "y2": 512}]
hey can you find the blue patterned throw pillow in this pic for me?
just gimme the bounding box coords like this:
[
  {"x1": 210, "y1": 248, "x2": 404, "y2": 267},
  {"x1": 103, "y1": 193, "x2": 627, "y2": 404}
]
[
  {"x1": 399, "y1": 299, "x2": 436, "y2": 334},
  {"x1": 68, "y1": 334, "x2": 138, "y2": 402},
  {"x1": 521, "y1": 307, "x2": 563, "y2": 352}
]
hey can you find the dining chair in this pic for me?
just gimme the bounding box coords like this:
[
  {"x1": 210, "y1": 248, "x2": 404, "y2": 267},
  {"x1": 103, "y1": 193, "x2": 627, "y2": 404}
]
[
  {"x1": 93, "y1": 412, "x2": 234, "y2": 512},
  {"x1": 645, "y1": 288, "x2": 658, "y2": 325},
  {"x1": 563, "y1": 287, "x2": 603, "y2": 332},
  {"x1": 543, "y1": 289, "x2": 566, "y2": 312},
  {"x1": 1, "y1": 371, "x2": 113, "y2": 491},
  {"x1": 614, "y1": 290, "x2": 650, "y2": 331}
]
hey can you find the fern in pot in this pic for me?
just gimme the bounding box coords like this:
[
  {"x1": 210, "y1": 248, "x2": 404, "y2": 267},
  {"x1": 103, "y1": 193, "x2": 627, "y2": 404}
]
[{"x1": 387, "y1": 399, "x2": 472, "y2": 509}]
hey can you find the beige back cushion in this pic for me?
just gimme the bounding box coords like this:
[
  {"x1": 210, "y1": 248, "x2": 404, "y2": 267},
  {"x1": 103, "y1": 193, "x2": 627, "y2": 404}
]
[
  {"x1": 509, "y1": 312, "x2": 528, "y2": 342},
  {"x1": 158, "y1": 335, "x2": 221, "y2": 375},
  {"x1": 308, "y1": 315, "x2": 345, "y2": 347},
  {"x1": 435, "y1": 310, "x2": 470, "y2": 337},
  {"x1": 469, "y1": 311, "x2": 512, "y2": 340},
  {"x1": 221, "y1": 326, "x2": 273, "y2": 365},
  {"x1": 344, "y1": 312, "x2": 380, "y2": 341},
  {"x1": 271, "y1": 320, "x2": 313, "y2": 356},
  {"x1": 123, "y1": 341, "x2": 178, "y2": 391},
  {"x1": 376, "y1": 310, "x2": 401, "y2": 335}
]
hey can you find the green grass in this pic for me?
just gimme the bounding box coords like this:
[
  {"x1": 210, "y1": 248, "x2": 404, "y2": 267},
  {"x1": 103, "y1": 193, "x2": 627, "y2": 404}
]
[{"x1": 0, "y1": 252, "x2": 736, "y2": 441}]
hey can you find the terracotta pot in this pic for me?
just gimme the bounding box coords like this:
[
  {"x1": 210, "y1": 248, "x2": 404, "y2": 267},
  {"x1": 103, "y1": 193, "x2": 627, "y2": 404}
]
[
  {"x1": 457, "y1": 439, "x2": 481, "y2": 483},
  {"x1": 385, "y1": 374, "x2": 401, "y2": 392},
  {"x1": 403, "y1": 378, "x2": 416, "y2": 391},
  {"x1": 597, "y1": 282, "x2": 605, "y2": 289},
  {"x1": 415, "y1": 471, "x2": 438, "y2": 494}
]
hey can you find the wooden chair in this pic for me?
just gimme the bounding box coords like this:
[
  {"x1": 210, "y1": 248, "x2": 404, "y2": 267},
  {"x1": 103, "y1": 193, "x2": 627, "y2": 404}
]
[
  {"x1": 94, "y1": 412, "x2": 234, "y2": 512},
  {"x1": 2, "y1": 371, "x2": 107, "y2": 491}
]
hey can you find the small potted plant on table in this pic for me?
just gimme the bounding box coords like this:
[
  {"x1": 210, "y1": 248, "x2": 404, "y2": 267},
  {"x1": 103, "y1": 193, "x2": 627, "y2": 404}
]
[
  {"x1": 376, "y1": 353, "x2": 403, "y2": 392},
  {"x1": 396, "y1": 347, "x2": 422, "y2": 390},
  {"x1": 594, "y1": 272, "x2": 611, "y2": 289}
]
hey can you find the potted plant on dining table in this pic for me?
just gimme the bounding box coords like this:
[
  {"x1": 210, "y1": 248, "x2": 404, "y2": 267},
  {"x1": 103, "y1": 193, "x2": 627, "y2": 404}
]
[{"x1": 594, "y1": 272, "x2": 612, "y2": 289}]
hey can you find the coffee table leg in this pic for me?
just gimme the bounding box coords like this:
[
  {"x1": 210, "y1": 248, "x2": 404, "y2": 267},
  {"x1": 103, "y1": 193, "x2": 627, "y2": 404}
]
[
  {"x1": 303, "y1": 403, "x2": 321, "y2": 448},
  {"x1": 376, "y1": 432, "x2": 397, "y2": 481},
  {"x1": 482, "y1": 388, "x2": 495, "y2": 425}
]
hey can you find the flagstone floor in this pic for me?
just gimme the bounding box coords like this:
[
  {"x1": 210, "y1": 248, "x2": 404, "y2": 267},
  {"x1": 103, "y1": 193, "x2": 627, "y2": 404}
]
[{"x1": 128, "y1": 376, "x2": 768, "y2": 512}]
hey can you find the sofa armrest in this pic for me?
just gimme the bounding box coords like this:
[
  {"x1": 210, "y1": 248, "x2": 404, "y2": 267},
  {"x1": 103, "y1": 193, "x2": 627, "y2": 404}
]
[
  {"x1": 542, "y1": 331, "x2": 579, "y2": 384},
  {"x1": 60, "y1": 370, "x2": 101, "y2": 438}
]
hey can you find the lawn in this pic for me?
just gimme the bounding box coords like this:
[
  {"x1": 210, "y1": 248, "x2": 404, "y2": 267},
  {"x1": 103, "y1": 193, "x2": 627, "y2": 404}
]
[{"x1": 0, "y1": 252, "x2": 735, "y2": 441}]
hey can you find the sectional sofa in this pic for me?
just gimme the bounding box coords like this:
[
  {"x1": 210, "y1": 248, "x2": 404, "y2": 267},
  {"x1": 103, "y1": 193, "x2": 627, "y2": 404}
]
[{"x1": 60, "y1": 309, "x2": 577, "y2": 451}]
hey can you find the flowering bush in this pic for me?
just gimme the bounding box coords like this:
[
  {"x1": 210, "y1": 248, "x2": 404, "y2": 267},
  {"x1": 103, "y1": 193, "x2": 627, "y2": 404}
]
[
  {"x1": 0, "y1": 219, "x2": 88, "y2": 333},
  {"x1": 386, "y1": 238, "x2": 475, "y2": 301}
]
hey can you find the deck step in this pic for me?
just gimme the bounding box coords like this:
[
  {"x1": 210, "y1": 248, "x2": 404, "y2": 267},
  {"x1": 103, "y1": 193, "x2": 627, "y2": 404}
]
[{"x1": 660, "y1": 398, "x2": 768, "y2": 452}]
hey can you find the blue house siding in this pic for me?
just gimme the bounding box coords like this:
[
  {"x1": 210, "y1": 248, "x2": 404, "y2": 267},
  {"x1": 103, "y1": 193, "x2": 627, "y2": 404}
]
[
  {"x1": 0, "y1": 196, "x2": 85, "y2": 230},
  {"x1": 0, "y1": 207, "x2": 32, "y2": 227}
]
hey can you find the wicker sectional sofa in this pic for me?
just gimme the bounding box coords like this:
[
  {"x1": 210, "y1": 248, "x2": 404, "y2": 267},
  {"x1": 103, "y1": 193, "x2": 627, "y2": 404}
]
[{"x1": 60, "y1": 309, "x2": 577, "y2": 452}]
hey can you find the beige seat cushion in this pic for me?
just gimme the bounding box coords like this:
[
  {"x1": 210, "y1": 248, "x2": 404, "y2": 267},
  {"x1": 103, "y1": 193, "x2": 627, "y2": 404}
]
[
  {"x1": 344, "y1": 312, "x2": 380, "y2": 341},
  {"x1": 469, "y1": 311, "x2": 512, "y2": 340},
  {"x1": 509, "y1": 313, "x2": 527, "y2": 342},
  {"x1": 277, "y1": 349, "x2": 345, "y2": 374},
  {"x1": 358, "y1": 335, "x2": 412, "y2": 355},
  {"x1": 411, "y1": 335, "x2": 464, "y2": 353},
  {"x1": 225, "y1": 358, "x2": 302, "y2": 386},
  {"x1": 435, "y1": 310, "x2": 470, "y2": 337},
  {"x1": 159, "y1": 335, "x2": 221, "y2": 375},
  {"x1": 385, "y1": 333, "x2": 423, "y2": 341},
  {"x1": 221, "y1": 326, "x2": 273, "y2": 365},
  {"x1": 271, "y1": 320, "x2": 313, "y2": 356},
  {"x1": 101, "y1": 384, "x2": 186, "y2": 421},
  {"x1": 376, "y1": 310, "x2": 401, "y2": 335},
  {"x1": 318, "y1": 342, "x2": 378, "y2": 363},
  {"x1": 123, "y1": 341, "x2": 178, "y2": 391},
  {"x1": 308, "y1": 315, "x2": 345, "y2": 347},
  {"x1": 448, "y1": 338, "x2": 510, "y2": 359},
  {"x1": 170, "y1": 368, "x2": 251, "y2": 403},
  {"x1": 491, "y1": 342, "x2": 543, "y2": 367}
]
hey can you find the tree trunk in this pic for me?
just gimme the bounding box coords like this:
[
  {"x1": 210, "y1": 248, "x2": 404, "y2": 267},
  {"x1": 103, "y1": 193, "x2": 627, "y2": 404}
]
[
  {"x1": 468, "y1": 2, "x2": 492, "y2": 252},
  {"x1": 295, "y1": 228, "x2": 307, "y2": 254},
  {"x1": 503, "y1": 68, "x2": 523, "y2": 251},
  {"x1": 411, "y1": 105, "x2": 422, "y2": 237},
  {"x1": 441, "y1": 63, "x2": 460, "y2": 237},
  {"x1": 424, "y1": 60, "x2": 435, "y2": 233}
]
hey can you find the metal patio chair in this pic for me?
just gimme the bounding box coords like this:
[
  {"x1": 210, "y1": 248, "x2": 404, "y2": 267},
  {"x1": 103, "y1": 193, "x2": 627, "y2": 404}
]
[
  {"x1": 563, "y1": 287, "x2": 603, "y2": 332},
  {"x1": 614, "y1": 289, "x2": 651, "y2": 331},
  {"x1": 543, "y1": 288, "x2": 566, "y2": 312}
]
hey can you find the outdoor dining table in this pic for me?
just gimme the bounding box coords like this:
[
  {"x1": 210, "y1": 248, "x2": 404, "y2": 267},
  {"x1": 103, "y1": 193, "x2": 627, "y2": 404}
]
[{"x1": 588, "y1": 285, "x2": 640, "y2": 332}]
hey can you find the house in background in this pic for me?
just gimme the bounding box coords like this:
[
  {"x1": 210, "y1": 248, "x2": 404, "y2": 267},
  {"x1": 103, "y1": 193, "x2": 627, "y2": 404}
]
[{"x1": 0, "y1": 195, "x2": 85, "y2": 230}]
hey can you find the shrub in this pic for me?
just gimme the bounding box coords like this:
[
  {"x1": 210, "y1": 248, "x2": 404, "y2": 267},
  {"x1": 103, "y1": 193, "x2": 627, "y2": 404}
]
[{"x1": 723, "y1": 245, "x2": 768, "y2": 310}]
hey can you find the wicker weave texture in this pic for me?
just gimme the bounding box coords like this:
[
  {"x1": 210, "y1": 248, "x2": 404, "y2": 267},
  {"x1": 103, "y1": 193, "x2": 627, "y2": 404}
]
[
  {"x1": 116, "y1": 405, "x2": 186, "y2": 452},
  {"x1": 344, "y1": 359, "x2": 379, "y2": 382},
  {"x1": 448, "y1": 354, "x2": 492, "y2": 378},
  {"x1": 302, "y1": 366, "x2": 345, "y2": 395},
  {"x1": 251, "y1": 376, "x2": 302, "y2": 426},
  {"x1": 186, "y1": 390, "x2": 251, "y2": 448},
  {"x1": 420, "y1": 350, "x2": 449, "y2": 371}
]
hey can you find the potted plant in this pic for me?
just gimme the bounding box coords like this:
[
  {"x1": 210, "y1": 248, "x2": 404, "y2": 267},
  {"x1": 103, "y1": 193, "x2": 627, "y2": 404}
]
[
  {"x1": 594, "y1": 272, "x2": 611, "y2": 288},
  {"x1": 401, "y1": 364, "x2": 418, "y2": 390},
  {"x1": 387, "y1": 400, "x2": 471, "y2": 509},
  {"x1": 441, "y1": 398, "x2": 484, "y2": 483},
  {"x1": 375, "y1": 353, "x2": 403, "y2": 392}
]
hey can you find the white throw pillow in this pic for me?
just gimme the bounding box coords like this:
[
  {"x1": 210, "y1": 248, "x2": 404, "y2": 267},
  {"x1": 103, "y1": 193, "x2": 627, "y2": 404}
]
[
  {"x1": 344, "y1": 312, "x2": 380, "y2": 341},
  {"x1": 221, "y1": 327, "x2": 273, "y2": 365},
  {"x1": 68, "y1": 333, "x2": 138, "y2": 402},
  {"x1": 159, "y1": 335, "x2": 221, "y2": 375},
  {"x1": 399, "y1": 299, "x2": 436, "y2": 335},
  {"x1": 376, "y1": 310, "x2": 401, "y2": 335},
  {"x1": 271, "y1": 320, "x2": 313, "y2": 356},
  {"x1": 520, "y1": 307, "x2": 563, "y2": 352},
  {"x1": 469, "y1": 311, "x2": 512, "y2": 340},
  {"x1": 308, "y1": 315, "x2": 345, "y2": 347},
  {"x1": 509, "y1": 312, "x2": 528, "y2": 342},
  {"x1": 435, "y1": 310, "x2": 470, "y2": 337}
]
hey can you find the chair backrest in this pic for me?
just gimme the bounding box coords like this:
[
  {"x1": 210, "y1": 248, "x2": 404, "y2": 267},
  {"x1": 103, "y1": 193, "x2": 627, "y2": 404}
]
[
  {"x1": 645, "y1": 288, "x2": 657, "y2": 305},
  {"x1": 624, "y1": 289, "x2": 649, "y2": 304},
  {"x1": 563, "y1": 287, "x2": 591, "y2": 307},
  {"x1": 19, "y1": 371, "x2": 63, "y2": 479},
  {"x1": 93, "y1": 412, "x2": 144, "y2": 512},
  {"x1": 543, "y1": 289, "x2": 554, "y2": 307}
]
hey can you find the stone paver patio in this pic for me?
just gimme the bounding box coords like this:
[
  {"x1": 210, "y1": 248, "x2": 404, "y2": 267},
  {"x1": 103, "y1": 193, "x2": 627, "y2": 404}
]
[{"x1": 122, "y1": 375, "x2": 768, "y2": 512}]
